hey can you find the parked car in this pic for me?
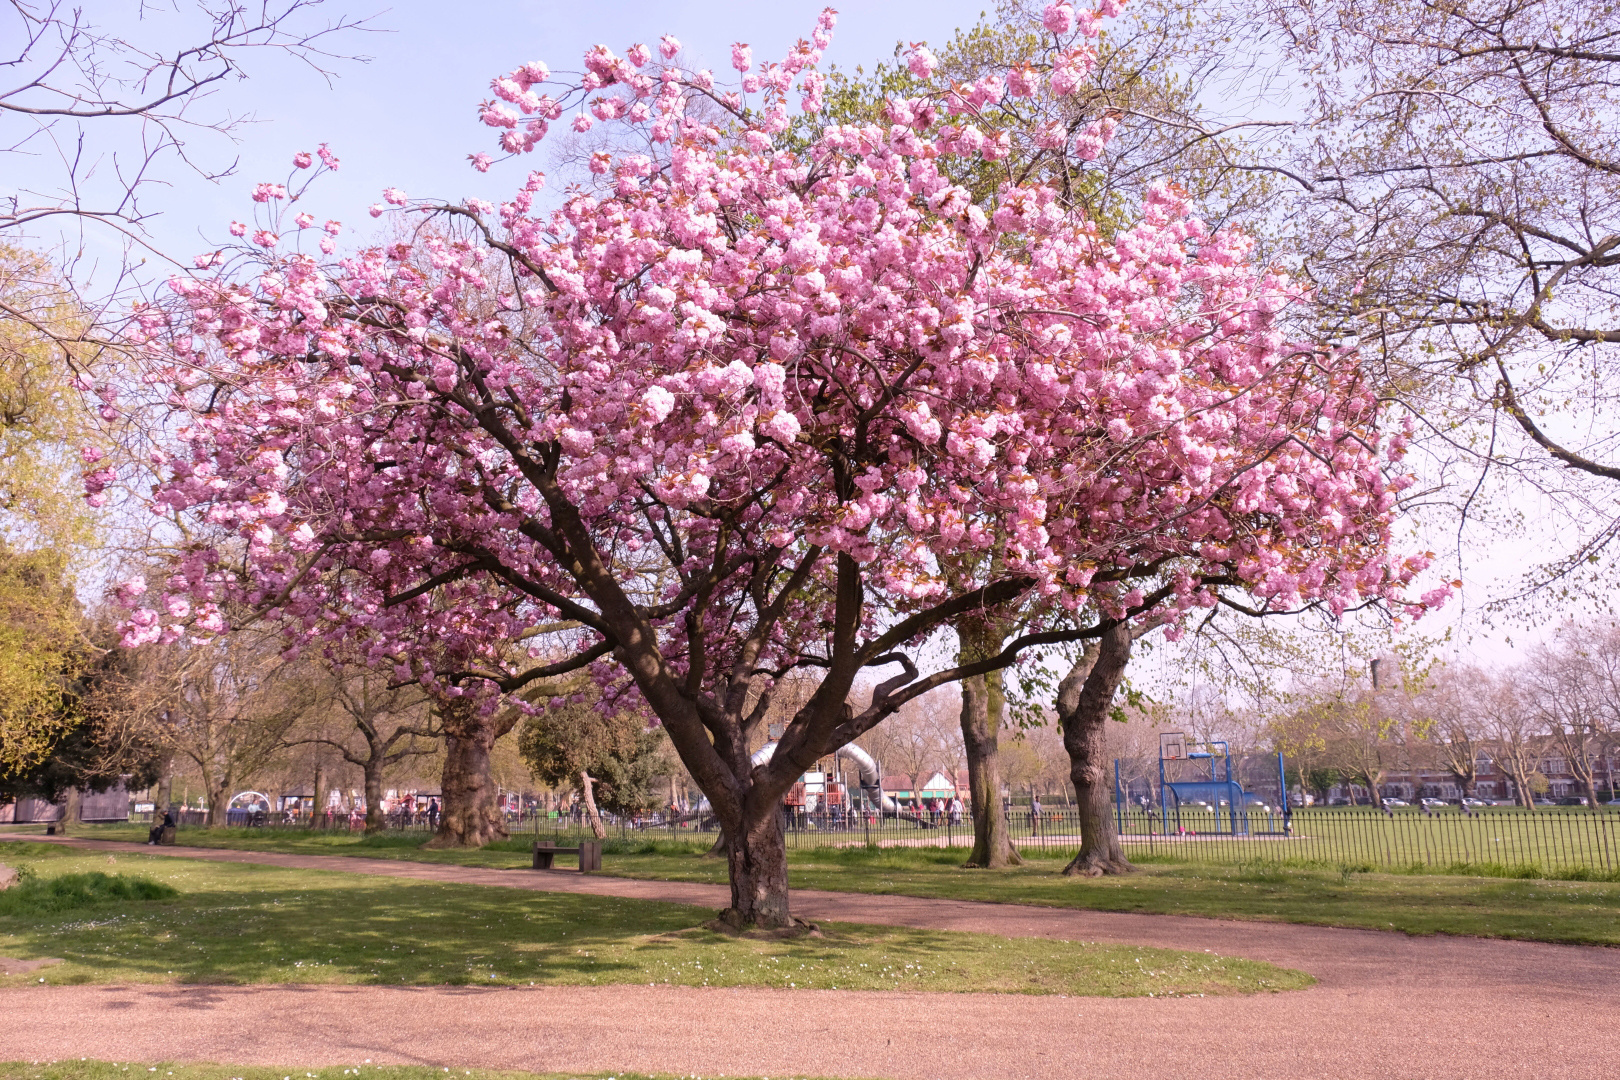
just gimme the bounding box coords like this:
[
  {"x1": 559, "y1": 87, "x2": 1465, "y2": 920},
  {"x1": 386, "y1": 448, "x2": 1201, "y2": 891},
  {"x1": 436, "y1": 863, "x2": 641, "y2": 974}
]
[
  {"x1": 1461, "y1": 797, "x2": 1489, "y2": 807},
  {"x1": 1419, "y1": 798, "x2": 1448, "y2": 808},
  {"x1": 1383, "y1": 798, "x2": 1410, "y2": 807}
]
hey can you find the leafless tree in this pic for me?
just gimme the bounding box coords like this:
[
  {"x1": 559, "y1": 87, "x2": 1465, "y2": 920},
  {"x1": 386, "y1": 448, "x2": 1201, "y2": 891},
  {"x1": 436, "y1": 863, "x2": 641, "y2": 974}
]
[
  {"x1": 1261, "y1": 0, "x2": 1620, "y2": 599},
  {"x1": 1417, "y1": 665, "x2": 1488, "y2": 801},
  {"x1": 283, "y1": 666, "x2": 438, "y2": 833},
  {"x1": 140, "y1": 632, "x2": 318, "y2": 825},
  {"x1": 1480, "y1": 676, "x2": 1546, "y2": 808},
  {"x1": 3, "y1": 1, "x2": 371, "y2": 245},
  {"x1": 1524, "y1": 624, "x2": 1620, "y2": 806},
  {"x1": 858, "y1": 687, "x2": 961, "y2": 798}
]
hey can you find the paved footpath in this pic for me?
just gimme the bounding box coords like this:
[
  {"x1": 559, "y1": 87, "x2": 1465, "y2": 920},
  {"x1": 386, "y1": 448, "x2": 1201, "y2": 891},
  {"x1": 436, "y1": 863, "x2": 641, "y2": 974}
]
[{"x1": 3, "y1": 835, "x2": 1619, "y2": 1079}]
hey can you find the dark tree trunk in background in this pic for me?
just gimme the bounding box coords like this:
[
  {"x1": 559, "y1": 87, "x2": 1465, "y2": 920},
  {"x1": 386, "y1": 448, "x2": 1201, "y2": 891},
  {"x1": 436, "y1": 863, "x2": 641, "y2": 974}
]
[
  {"x1": 428, "y1": 698, "x2": 510, "y2": 848},
  {"x1": 309, "y1": 763, "x2": 325, "y2": 829},
  {"x1": 56, "y1": 787, "x2": 81, "y2": 835},
  {"x1": 1057, "y1": 625, "x2": 1136, "y2": 877},
  {"x1": 205, "y1": 773, "x2": 230, "y2": 827}
]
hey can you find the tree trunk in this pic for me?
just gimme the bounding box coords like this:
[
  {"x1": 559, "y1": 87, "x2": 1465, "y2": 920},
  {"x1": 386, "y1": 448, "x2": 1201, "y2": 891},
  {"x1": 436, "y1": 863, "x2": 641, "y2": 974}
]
[
  {"x1": 310, "y1": 763, "x2": 325, "y2": 830},
  {"x1": 579, "y1": 770, "x2": 607, "y2": 839},
  {"x1": 1056, "y1": 626, "x2": 1136, "y2": 877},
  {"x1": 956, "y1": 618, "x2": 1021, "y2": 869},
  {"x1": 960, "y1": 669, "x2": 1022, "y2": 868},
  {"x1": 363, "y1": 763, "x2": 385, "y2": 835},
  {"x1": 1510, "y1": 767, "x2": 1537, "y2": 808},
  {"x1": 427, "y1": 698, "x2": 507, "y2": 848},
  {"x1": 157, "y1": 772, "x2": 173, "y2": 815},
  {"x1": 56, "y1": 787, "x2": 81, "y2": 835},
  {"x1": 206, "y1": 776, "x2": 230, "y2": 827},
  {"x1": 720, "y1": 805, "x2": 793, "y2": 930}
]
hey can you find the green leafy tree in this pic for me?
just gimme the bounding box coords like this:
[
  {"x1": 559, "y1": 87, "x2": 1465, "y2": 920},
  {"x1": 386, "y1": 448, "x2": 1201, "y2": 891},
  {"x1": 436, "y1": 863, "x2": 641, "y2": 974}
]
[{"x1": 518, "y1": 700, "x2": 669, "y2": 839}]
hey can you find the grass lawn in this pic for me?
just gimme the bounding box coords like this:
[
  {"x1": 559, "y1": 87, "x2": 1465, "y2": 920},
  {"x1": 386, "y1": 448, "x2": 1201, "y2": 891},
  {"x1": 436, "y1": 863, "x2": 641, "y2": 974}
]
[
  {"x1": 27, "y1": 824, "x2": 545, "y2": 871},
  {"x1": 596, "y1": 843, "x2": 1620, "y2": 946},
  {"x1": 0, "y1": 1065, "x2": 854, "y2": 1080},
  {"x1": 0, "y1": 843, "x2": 1304, "y2": 996},
  {"x1": 34, "y1": 825, "x2": 1620, "y2": 946}
]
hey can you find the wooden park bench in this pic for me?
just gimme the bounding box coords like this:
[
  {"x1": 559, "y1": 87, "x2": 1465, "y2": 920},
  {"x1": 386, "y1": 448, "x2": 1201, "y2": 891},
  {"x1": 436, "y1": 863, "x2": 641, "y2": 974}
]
[
  {"x1": 157, "y1": 825, "x2": 177, "y2": 845},
  {"x1": 531, "y1": 839, "x2": 601, "y2": 872}
]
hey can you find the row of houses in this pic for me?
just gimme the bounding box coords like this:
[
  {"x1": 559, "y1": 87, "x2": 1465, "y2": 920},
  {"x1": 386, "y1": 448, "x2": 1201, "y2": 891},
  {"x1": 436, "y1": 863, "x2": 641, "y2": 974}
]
[{"x1": 1326, "y1": 751, "x2": 1620, "y2": 804}]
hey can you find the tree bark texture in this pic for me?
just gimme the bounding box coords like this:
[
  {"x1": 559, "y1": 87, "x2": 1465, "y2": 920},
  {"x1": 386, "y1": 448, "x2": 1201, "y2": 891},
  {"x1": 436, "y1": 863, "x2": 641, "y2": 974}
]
[
  {"x1": 56, "y1": 787, "x2": 81, "y2": 835},
  {"x1": 205, "y1": 774, "x2": 230, "y2": 827},
  {"x1": 309, "y1": 763, "x2": 325, "y2": 830},
  {"x1": 955, "y1": 616, "x2": 1021, "y2": 868},
  {"x1": 1056, "y1": 625, "x2": 1136, "y2": 877},
  {"x1": 960, "y1": 668, "x2": 1021, "y2": 868},
  {"x1": 363, "y1": 763, "x2": 385, "y2": 835},
  {"x1": 579, "y1": 770, "x2": 607, "y2": 839},
  {"x1": 721, "y1": 806, "x2": 792, "y2": 930},
  {"x1": 427, "y1": 698, "x2": 509, "y2": 848}
]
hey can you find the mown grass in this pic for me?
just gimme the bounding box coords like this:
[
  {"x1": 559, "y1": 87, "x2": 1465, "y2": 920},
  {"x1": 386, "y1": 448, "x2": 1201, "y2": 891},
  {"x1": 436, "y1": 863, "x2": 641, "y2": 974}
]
[
  {"x1": 30, "y1": 824, "x2": 1620, "y2": 945},
  {"x1": 19, "y1": 824, "x2": 538, "y2": 870},
  {"x1": 0, "y1": 1064, "x2": 855, "y2": 1080},
  {"x1": 0, "y1": 843, "x2": 1304, "y2": 996},
  {"x1": 590, "y1": 843, "x2": 1620, "y2": 945}
]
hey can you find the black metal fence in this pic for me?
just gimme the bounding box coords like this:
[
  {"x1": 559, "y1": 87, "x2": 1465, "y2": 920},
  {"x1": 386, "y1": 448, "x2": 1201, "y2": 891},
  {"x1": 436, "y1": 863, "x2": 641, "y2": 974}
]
[
  {"x1": 113, "y1": 800, "x2": 1620, "y2": 877},
  {"x1": 530, "y1": 804, "x2": 1620, "y2": 876}
]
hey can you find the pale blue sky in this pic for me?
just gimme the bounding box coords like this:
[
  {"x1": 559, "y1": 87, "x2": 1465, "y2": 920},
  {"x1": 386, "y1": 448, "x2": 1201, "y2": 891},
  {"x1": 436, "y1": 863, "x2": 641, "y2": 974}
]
[
  {"x1": 12, "y1": 0, "x2": 1535, "y2": 667},
  {"x1": 92, "y1": 0, "x2": 996, "y2": 265}
]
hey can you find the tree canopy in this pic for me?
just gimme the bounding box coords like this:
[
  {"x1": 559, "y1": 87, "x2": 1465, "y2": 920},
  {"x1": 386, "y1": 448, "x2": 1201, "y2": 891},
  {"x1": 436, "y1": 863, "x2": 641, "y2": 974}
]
[{"x1": 107, "y1": 2, "x2": 1438, "y2": 924}]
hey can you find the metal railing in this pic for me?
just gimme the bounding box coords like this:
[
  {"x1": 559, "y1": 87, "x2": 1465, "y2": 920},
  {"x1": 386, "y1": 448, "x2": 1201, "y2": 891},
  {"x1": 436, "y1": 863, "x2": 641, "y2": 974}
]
[
  {"x1": 530, "y1": 804, "x2": 1620, "y2": 876},
  {"x1": 113, "y1": 802, "x2": 1620, "y2": 877}
]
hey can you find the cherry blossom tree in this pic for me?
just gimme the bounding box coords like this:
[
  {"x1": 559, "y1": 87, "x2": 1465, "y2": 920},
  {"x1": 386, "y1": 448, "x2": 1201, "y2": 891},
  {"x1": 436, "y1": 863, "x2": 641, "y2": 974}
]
[{"x1": 112, "y1": 2, "x2": 1434, "y2": 928}]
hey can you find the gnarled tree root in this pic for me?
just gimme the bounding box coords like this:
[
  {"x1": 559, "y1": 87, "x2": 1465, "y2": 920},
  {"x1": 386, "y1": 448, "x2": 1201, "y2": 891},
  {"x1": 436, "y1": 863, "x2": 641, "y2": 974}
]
[
  {"x1": 1063, "y1": 850, "x2": 1137, "y2": 877},
  {"x1": 962, "y1": 844, "x2": 1025, "y2": 869},
  {"x1": 706, "y1": 910, "x2": 822, "y2": 939}
]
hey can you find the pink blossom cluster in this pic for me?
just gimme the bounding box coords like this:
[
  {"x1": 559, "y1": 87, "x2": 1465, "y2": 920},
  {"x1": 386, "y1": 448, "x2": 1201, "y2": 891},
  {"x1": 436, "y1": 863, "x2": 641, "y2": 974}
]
[{"x1": 116, "y1": 6, "x2": 1437, "y2": 709}]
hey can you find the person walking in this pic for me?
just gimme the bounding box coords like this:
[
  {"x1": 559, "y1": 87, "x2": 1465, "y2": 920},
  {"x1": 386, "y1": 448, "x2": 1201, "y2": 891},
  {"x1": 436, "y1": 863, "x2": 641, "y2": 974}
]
[
  {"x1": 427, "y1": 797, "x2": 440, "y2": 830},
  {"x1": 1030, "y1": 793, "x2": 1043, "y2": 837}
]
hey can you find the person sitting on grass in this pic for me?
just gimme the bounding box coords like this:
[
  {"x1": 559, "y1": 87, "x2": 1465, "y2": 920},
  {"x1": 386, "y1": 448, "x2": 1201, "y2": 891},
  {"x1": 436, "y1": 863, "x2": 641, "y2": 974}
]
[{"x1": 147, "y1": 808, "x2": 176, "y2": 845}]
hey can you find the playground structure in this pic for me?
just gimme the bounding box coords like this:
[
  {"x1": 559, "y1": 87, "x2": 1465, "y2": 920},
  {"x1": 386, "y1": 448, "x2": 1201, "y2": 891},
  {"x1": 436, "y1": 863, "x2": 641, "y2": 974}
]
[
  {"x1": 1115, "y1": 733, "x2": 1289, "y2": 836},
  {"x1": 224, "y1": 790, "x2": 272, "y2": 826},
  {"x1": 750, "y1": 741, "x2": 903, "y2": 816}
]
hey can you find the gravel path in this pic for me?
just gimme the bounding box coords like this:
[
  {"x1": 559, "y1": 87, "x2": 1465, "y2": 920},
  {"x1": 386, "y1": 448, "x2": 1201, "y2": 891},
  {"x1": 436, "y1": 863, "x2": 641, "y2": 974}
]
[{"x1": 3, "y1": 835, "x2": 1617, "y2": 1079}]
